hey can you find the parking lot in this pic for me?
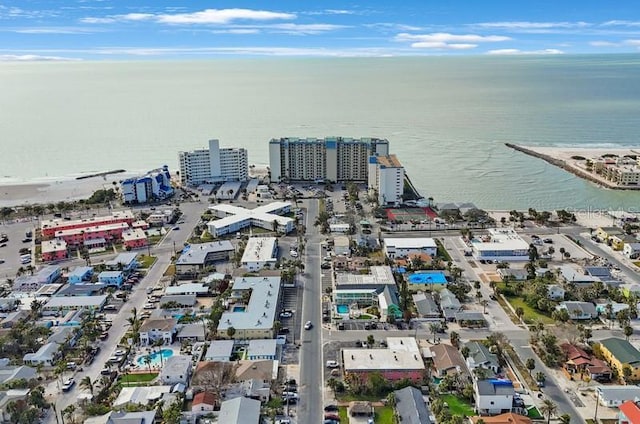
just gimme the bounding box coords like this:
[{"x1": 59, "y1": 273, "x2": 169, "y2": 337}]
[
  {"x1": 279, "y1": 285, "x2": 302, "y2": 343},
  {"x1": 334, "y1": 320, "x2": 385, "y2": 331},
  {"x1": 0, "y1": 218, "x2": 39, "y2": 279}
]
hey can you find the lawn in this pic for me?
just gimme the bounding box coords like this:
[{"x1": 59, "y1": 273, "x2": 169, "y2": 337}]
[
  {"x1": 119, "y1": 372, "x2": 158, "y2": 386},
  {"x1": 163, "y1": 264, "x2": 176, "y2": 276},
  {"x1": 137, "y1": 254, "x2": 157, "y2": 268},
  {"x1": 527, "y1": 406, "x2": 542, "y2": 419},
  {"x1": 339, "y1": 407, "x2": 349, "y2": 423},
  {"x1": 374, "y1": 406, "x2": 395, "y2": 424},
  {"x1": 504, "y1": 295, "x2": 554, "y2": 324},
  {"x1": 441, "y1": 394, "x2": 475, "y2": 416}
]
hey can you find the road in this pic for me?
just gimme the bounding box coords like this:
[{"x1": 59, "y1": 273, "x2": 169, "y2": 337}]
[
  {"x1": 297, "y1": 199, "x2": 323, "y2": 424},
  {"x1": 44, "y1": 200, "x2": 207, "y2": 423}
]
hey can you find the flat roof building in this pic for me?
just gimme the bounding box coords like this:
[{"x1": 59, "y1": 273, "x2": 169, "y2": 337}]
[
  {"x1": 41, "y1": 210, "x2": 134, "y2": 238},
  {"x1": 175, "y1": 241, "x2": 234, "y2": 276},
  {"x1": 472, "y1": 228, "x2": 530, "y2": 261},
  {"x1": 43, "y1": 295, "x2": 108, "y2": 312},
  {"x1": 217, "y1": 276, "x2": 281, "y2": 340},
  {"x1": 218, "y1": 397, "x2": 261, "y2": 424},
  {"x1": 368, "y1": 154, "x2": 405, "y2": 206},
  {"x1": 179, "y1": 139, "x2": 248, "y2": 186},
  {"x1": 383, "y1": 237, "x2": 437, "y2": 259},
  {"x1": 342, "y1": 337, "x2": 425, "y2": 382},
  {"x1": 207, "y1": 202, "x2": 294, "y2": 237},
  {"x1": 269, "y1": 136, "x2": 389, "y2": 182},
  {"x1": 241, "y1": 237, "x2": 278, "y2": 271}
]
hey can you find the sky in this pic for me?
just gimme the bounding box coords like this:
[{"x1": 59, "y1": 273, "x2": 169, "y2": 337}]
[{"x1": 1, "y1": 0, "x2": 640, "y2": 60}]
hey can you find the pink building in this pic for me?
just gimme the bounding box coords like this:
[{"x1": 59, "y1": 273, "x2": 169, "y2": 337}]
[
  {"x1": 41, "y1": 210, "x2": 134, "y2": 238},
  {"x1": 342, "y1": 337, "x2": 426, "y2": 383},
  {"x1": 55, "y1": 222, "x2": 130, "y2": 247},
  {"x1": 41, "y1": 239, "x2": 68, "y2": 262},
  {"x1": 122, "y1": 228, "x2": 148, "y2": 249}
]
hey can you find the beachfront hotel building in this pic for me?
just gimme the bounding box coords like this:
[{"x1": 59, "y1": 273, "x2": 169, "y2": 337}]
[
  {"x1": 41, "y1": 210, "x2": 135, "y2": 238},
  {"x1": 121, "y1": 165, "x2": 174, "y2": 204},
  {"x1": 268, "y1": 137, "x2": 389, "y2": 182},
  {"x1": 471, "y1": 228, "x2": 530, "y2": 261},
  {"x1": 594, "y1": 157, "x2": 640, "y2": 186},
  {"x1": 178, "y1": 139, "x2": 249, "y2": 186},
  {"x1": 207, "y1": 201, "x2": 294, "y2": 237},
  {"x1": 368, "y1": 154, "x2": 405, "y2": 206}
]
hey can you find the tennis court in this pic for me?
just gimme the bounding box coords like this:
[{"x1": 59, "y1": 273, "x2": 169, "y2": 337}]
[{"x1": 386, "y1": 207, "x2": 437, "y2": 223}]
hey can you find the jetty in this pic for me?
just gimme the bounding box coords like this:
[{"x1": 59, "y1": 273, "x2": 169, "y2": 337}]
[{"x1": 76, "y1": 169, "x2": 126, "y2": 180}]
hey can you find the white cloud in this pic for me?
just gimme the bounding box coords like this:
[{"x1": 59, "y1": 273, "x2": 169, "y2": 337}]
[
  {"x1": 625, "y1": 39, "x2": 640, "y2": 47},
  {"x1": 12, "y1": 27, "x2": 96, "y2": 34},
  {"x1": 268, "y1": 23, "x2": 346, "y2": 35},
  {"x1": 0, "y1": 54, "x2": 81, "y2": 61},
  {"x1": 411, "y1": 42, "x2": 477, "y2": 50},
  {"x1": 486, "y1": 48, "x2": 564, "y2": 55},
  {"x1": 366, "y1": 23, "x2": 423, "y2": 32},
  {"x1": 590, "y1": 41, "x2": 620, "y2": 47},
  {"x1": 602, "y1": 20, "x2": 640, "y2": 27},
  {"x1": 211, "y1": 28, "x2": 260, "y2": 34},
  {"x1": 136, "y1": 8, "x2": 295, "y2": 25},
  {"x1": 79, "y1": 17, "x2": 116, "y2": 24},
  {"x1": 396, "y1": 32, "x2": 511, "y2": 43},
  {"x1": 325, "y1": 9, "x2": 355, "y2": 15},
  {"x1": 474, "y1": 21, "x2": 590, "y2": 29}
]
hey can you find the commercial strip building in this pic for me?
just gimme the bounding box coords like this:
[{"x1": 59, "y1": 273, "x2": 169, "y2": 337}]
[
  {"x1": 368, "y1": 154, "x2": 405, "y2": 206},
  {"x1": 241, "y1": 237, "x2": 278, "y2": 271},
  {"x1": 269, "y1": 137, "x2": 389, "y2": 182},
  {"x1": 472, "y1": 228, "x2": 530, "y2": 261},
  {"x1": 121, "y1": 165, "x2": 174, "y2": 204},
  {"x1": 41, "y1": 210, "x2": 135, "y2": 238},
  {"x1": 207, "y1": 202, "x2": 294, "y2": 237},
  {"x1": 178, "y1": 139, "x2": 248, "y2": 186},
  {"x1": 217, "y1": 276, "x2": 281, "y2": 340},
  {"x1": 383, "y1": 237, "x2": 437, "y2": 259},
  {"x1": 341, "y1": 337, "x2": 425, "y2": 383}
]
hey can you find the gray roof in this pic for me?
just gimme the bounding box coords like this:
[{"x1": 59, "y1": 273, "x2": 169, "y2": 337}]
[
  {"x1": 47, "y1": 326, "x2": 78, "y2": 345},
  {"x1": 108, "y1": 410, "x2": 157, "y2": 424},
  {"x1": 176, "y1": 241, "x2": 234, "y2": 265},
  {"x1": 476, "y1": 380, "x2": 515, "y2": 396},
  {"x1": 559, "y1": 265, "x2": 600, "y2": 284},
  {"x1": 105, "y1": 252, "x2": 138, "y2": 267},
  {"x1": 559, "y1": 301, "x2": 597, "y2": 317},
  {"x1": 439, "y1": 289, "x2": 461, "y2": 310},
  {"x1": 455, "y1": 311, "x2": 486, "y2": 322},
  {"x1": 394, "y1": 386, "x2": 433, "y2": 424},
  {"x1": 465, "y1": 341, "x2": 499, "y2": 368},
  {"x1": 55, "y1": 283, "x2": 105, "y2": 297},
  {"x1": 413, "y1": 292, "x2": 440, "y2": 317},
  {"x1": 247, "y1": 339, "x2": 277, "y2": 357},
  {"x1": 177, "y1": 323, "x2": 205, "y2": 339},
  {"x1": 160, "y1": 355, "x2": 191, "y2": 377},
  {"x1": 0, "y1": 365, "x2": 37, "y2": 385},
  {"x1": 205, "y1": 340, "x2": 235, "y2": 361},
  {"x1": 218, "y1": 396, "x2": 261, "y2": 424},
  {"x1": 159, "y1": 294, "x2": 197, "y2": 306},
  {"x1": 45, "y1": 295, "x2": 108, "y2": 309},
  {"x1": 597, "y1": 385, "x2": 640, "y2": 403},
  {"x1": 585, "y1": 267, "x2": 612, "y2": 278}
]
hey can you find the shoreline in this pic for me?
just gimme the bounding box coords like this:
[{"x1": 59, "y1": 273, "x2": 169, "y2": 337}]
[{"x1": 506, "y1": 143, "x2": 640, "y2": 190}]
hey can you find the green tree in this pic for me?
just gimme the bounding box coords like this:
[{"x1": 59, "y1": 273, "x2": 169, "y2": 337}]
[
  {"x1": 535, "y1": 372, "x2": 546, "y2": 384},
  {"x1": 226, "y1": 326, "x2": 236, "y2": 339},
  {"x1": 449, "y1": 331, "x2": 460, "y2": 348},
  {"x1": 540, "y1": 399, "x2": 557, "y2": 424},
  {"x1": 559, "y1": 413, "x2": 571, "y2": 424},
  {"x1": 625, "y1": 325, "x2": 634, "y2": 341},
  {"x1": 526, "y1": 358, "x2": 536, "y2": 375},
  {"x1": 162, "y1": 399, "x2": 183, "y2": 424},
  {"x1": 460, "y1": 346, "x2": 470, "y2": 359},
  {"x1": 515, "y1": 306, "x2": 525, "y2": 322},
  {"x1": 367, "y1": 334, "x2": 375, "y2": 348},
  {"x1": 80, "y1": 376, "x2": 94, "y2": 396}
]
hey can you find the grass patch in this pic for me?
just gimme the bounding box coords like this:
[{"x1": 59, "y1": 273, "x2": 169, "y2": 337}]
[
  {"x1": 441, "y1": 394, "x2": 474, "y2": 417},
  {"x1": 374, "y1": 406, "x2": 395, "y2": 424},
  {"x1": 435, "y1": 239, "x2": 452, "y2": 262},
  {"x1": 119, "y1": 372, "x2": 158, "y2": 387},
  {"x1": 148, "y1": 235, "x2": 162, "y2": 244},
  {"x1": 527, "y1": 406, "x2": 542, "y2": 419},
  {"x1": 337, "y1": 393, "x2": 385, "y2": 403},
  {"x1": 137, "y1": 254, "x2": 157, "y2": 269},
  {"x1": 504, "y1": 296, "x2": 554, "y2": 324},
  {"x1": 634, "y1": 261, "x2": 640, "y2": 268},
  {"x1": 339, "y1": 406, "x2": 349, "y2": 423},
  {"x1": 504, "y1": 346, "x2": 538, "y2": 390},
  {"x1": 163, "y1": 264, "x2": 176, "y2": 276}
]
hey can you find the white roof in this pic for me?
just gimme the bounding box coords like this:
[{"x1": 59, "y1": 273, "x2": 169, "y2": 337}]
[
  {"x1": 241, "y1": 237, "x2": 278, "y2": 264},
  {"x1": 597, "y1": 385, "x2": 640, "y2": 402},
  {"x1": 41, "y1": 239, "x2": 67, "y2": 253},
  {"x1": 114, "y1": 386, "x2": 172, "y2": 407},
  {"x1": 41, "y1": 210, "x2": 133, "y2": 231},
  {"x1": 176, "y1": 241, "x2": 234, "y2": 265},
  {"x1": 473, "y1": 228, "x2": 529, "y2": 252},
  {"x1": 218, "y1": 397, "x2": 261, "y2": 424},
  {"x1": 384, "y1": 237, "x2": 437, "y2": 249},
  {"x1": 248, "y1": 339, "x2": 278, "y2": 357},
  {"x1": 343, "y1": 348, "x2": 425, "y2": 372},
  {"x1": 334, "y1": 236, "x2": 350, "y2": 247},
  {"x1": 122, "y1": 228, "x2": 146, "y2": 241},
  {"x1": 165, "y1": 283, "x2": 208, "y2": 295},
  {"x1": 205, "y1": 340, "x2": 235, "y2": 361},
  {"x1": 335, "y1": 266, "x2": 396, "y2": 287},
  {"x1": 208, "y1": 202, "x2": 294, "y2": 230},
  {"x1": 44, "y1": 295, "x2": 108, "y2": 308},
  {"x1": 218, "y1": 277, "x2": 281, "y2": 332}
]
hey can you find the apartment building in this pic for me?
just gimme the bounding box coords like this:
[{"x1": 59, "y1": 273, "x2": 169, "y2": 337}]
[
  {"x1": 121, "y1": 165, "x2": 174, "y2": 204},
  {"x1": 368, "y1": 154, "x2": 405, "y2": 206},
  {"x1": 595, "y1": 157, "x2": 640, "y2": 186},
  {"x1": 269, "y1": 137, "x2": 389, "y2": 182},
  {"x1": 41, "y1": 210, "x2": 134, "y2": 239},
  {"x1": 178, "y1": 139, "x2": 248, "y2": 186}
]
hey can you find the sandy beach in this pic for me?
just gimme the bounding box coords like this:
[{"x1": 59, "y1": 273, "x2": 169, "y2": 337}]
[
  {"x1": 0, "y1": 173, "x2": 138, "y2": 208},
  {"x1": 519, "y1": 145, "x2": 640, "y2": 162}
]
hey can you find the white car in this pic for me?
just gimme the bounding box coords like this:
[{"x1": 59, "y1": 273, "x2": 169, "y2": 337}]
[
  {"x1": 279, "y1": 311, "x2": 293, "y2": 319},
  {"x1": 61, "y1": 378, "x2": 75, "y2": 392},
  {"x1": 326, "y1": 360, "x2": 339, "y2": 368},
  {"x1": 289, "y1": 250, "x2": 298, "y2": 258},
  {"x1": 143, "y1": 303, "x2": 156, "y2": 310},
  {"x1": 304, "y1": 321, "x2": 313, "y2": 330}
]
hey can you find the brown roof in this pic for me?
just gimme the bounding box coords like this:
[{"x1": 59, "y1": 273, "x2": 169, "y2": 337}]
[
  {"x1": 139, "y1": 318, "x2": 177, "y2": 332},
  {"x1": 349, "y1": 401, "x2": 373, "y2": 415},
  {"x1": 193, "y1": 392, "x2": 216, "y2": 406},
  {"x1": 235, "y1": 360, "x2": 274, "y2": 382},
  {"x1": 430, "y1": 343, "x2": 467, "y2": 374},
  {"x1": 470, "y1": 412, "x2": 532, "y2": 424},
  {"x1": 560, "y1": 343, "x2": 590, "y2": 361}
]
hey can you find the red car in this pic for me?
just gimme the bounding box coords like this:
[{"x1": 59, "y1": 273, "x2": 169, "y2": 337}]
[{"x1": 324, "y1": 414, "x2": 340, "y2": 421}]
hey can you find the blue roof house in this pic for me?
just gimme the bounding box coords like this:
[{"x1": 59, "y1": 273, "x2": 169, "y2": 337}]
[
  {"x1": 68, "y1": 267, "x2": 94, "y2": 284},
  {"x1": 98, "y1": 271, "x2": 125, "y2": 288}
]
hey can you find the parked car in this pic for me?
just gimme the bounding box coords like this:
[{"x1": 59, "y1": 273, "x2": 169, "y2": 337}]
[
  {"x1": 543, "y1": 238, "x2": 553, "y2": 244},
  {"x1": 61, "y1": 378, "x2": 75, "y2": 392},
  {"x1": 326, "y1": 360, "x2": 339, "y2": 368},
  {"x1": 324, "y1": 405, "x2": 339, "y2": 412},
  {"x1": 279, "y1": 311, "x2": 293, "y2": 319},
  {"x1": 103, "y1": 304, "x2": 117, "y2": 311},
  {"x1": 337, "y1": 322, "x2": 345, "y2": 330}
]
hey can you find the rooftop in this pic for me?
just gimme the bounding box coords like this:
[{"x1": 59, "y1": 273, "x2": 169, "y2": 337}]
[
  {"x1": 470, "y1": 413, "x2": 531, "y2": 424},
  {"x1": 208, "y1": 202, "x2": 294, "y2": 230},
  {"x1": 473, "y1": 228, "x2": 529, "y2": 252},
  {"x1": 247, "y1": 339, "x2": 278, "y2": 357},
  {"x1": 218, "y1": 276, "x2": 281, "y2": 332},
  {"x1": 343, "y1": 338, "x2": 424, "y2": 372},
  {"x1": 335, "y1": 266, "x2": 396, "y2": 288},
  {"x1": 373, "y1": 154, "x2": 403, "y2": 168},
  {"x1": 122, "y1": 228, "x2": 147, "y2": 241},
  {"x1": 140, "y1": 318, "x2": 177, "y2": 333},
  {"x1": 597, "y1": 385, "x2": 640, "y2": 402},
  {"x1": 241, "y1": 237, "x2": 278, "y2": 264},
  {"x1": 44, "y1": 295, "x2": 107, "y2": 308},
  {"x1": 113, "y1": 385, "x2": 172, "y2": 407},
  {"x1": 218, "y1": 396, "x2": 261, "y2": 424},
  {"x1": 41, "y1": 239, "x2": 67, "y2": 253},
  {"x1": 176, "y1": 241, "x2": 234, "y2": 265},
  {"x1": 619, "y1": 401, "x2": 640, "y2": 424},
  {"x1": 599, "y1": 338, "x2": 640, "y2": 365},
  {"x1": 383, "y1": 237, "x2": 437, "y2": 249},
  {"x1": 105, "y1": 252, "x2": 138, "y2": 267},
  {"x1": 429, "y1": 343, "x2": 467, "y2": 373},
  {"x1": 165, "y1": 283, "x2": 208, "y2": 295},
  {"x1": 394, "y1": 386, "x2": 433, "y2": 424},
  {"x1": 476, "y1": 379, "x2": 515, "y2": 396},
  {"x1": 41, "y1": 210, "x2": 134, "y2": 231},
  {"x1": 204, "y1": 340, "x2": 235, "y2": 361},
  {"x1": 160, "y1": 355, "x2": 191, "y2": 374}
]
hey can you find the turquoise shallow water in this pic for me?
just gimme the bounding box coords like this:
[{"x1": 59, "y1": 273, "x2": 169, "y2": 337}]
[{"x1": 1, "y1": 55, "x2": 640, "y2": 209}]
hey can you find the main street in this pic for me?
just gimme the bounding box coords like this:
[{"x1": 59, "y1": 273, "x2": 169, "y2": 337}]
[
  {"x1": 297, "y1": 198, "x2": 323, "y2": 424},
  {"x1": 44, "y1": 199, "x2": 207, "y2": 423}
]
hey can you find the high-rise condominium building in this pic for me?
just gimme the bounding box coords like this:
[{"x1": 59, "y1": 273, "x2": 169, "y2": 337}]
[
  {"x1": 268, "y1": 137, "x2": 389, "y2": 182},
  {"x1": 368, "y1": 155, "x2": 405, "y2": 206},
  {"x1": 178, "y1": 139, "x2": 248, "y2": 186}
]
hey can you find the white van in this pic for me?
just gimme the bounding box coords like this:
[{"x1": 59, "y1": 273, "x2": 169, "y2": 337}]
[{"x1": 20, "y1": 254, "x2": 31, "y2": 264}]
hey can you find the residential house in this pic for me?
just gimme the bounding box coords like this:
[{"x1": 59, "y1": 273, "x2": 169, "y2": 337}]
[
  {"x1": 383, "y1": 237, "x2": 437, "y2": 259},
  {"x1": 103, "y1": 410, "x2": 158, "y2": 424},
  {"x1": 624, "y1": 242, "x2": 640, "y2": 259},
  {"x1": 113, "y1": 385, "x2": 173, "y2": 408},
  {"x1": 97, "y1": 271, "x2": 124, "y2": 288},
  {"x1": 413, "y1": 292, "x2": 441, "y2": 319},
  {"x1": 105, "y1": 252, "x2": 138, "y2": 272},
  {"x1": 429, "y1": 343, "x2": 468, "y2": 378},
  {"x1": 234, "y1": 360, "x2": 277, "y2": 383},
  {"x1": 159, "y1": 355, "x2": 192, "y2": 385},
  {"x1": 43, "y1": 295, "x2": 108, "y2": 313},
  {"x1": 596, "y1": 301, "x2": 630, "y2": 317},
  {"x1": 378, "y1": 285, "x2": 403, "y2": 322},
  {"x1": 560, "y1": 343, "x2": 612, "y2": 382},
  {"x1": 0, "y1": 389, "x2": 30, "y2": 423},
  {"x1": 41, "y1": 239, "x2": 68, "y2": 262},
  {"x1": 393, "y1": 386, "x2": 433, "y2": 424},
  {"x1": 470, "y1": 413, "x2": 531, "y2": 424},
  {"x1": 497, "y1": 268, "x2": 528, "y2": 282},
  {"x1": 597, "y1": 385, "x2": 640, "y2": 407},
  {"x1": 55, "y1": 283, "x2": 105, "y2": 297},
  {"x1": 247, "y1": 339, "x2": 278, "y2": 360},
  {"x1": 556, "y1": 301, "x2": 597, "y2": 320},
  {"x1": 547, "y1": 284, "x2": 565, "y2": 301},
  {"x1": 1, "y1": 310, "x2": 28, "y2": 329},
  {"x1": 0, "y1": 359, "x2": 37, "y2": 385},
  {"x1": 611, "y1": 234, "x2": 638, "y2": 251},
  {"x1": 465, "y1": 340, "x2": 500, "y2": 375},
  {"x1": 23, "y1": 343, "x2": 59, "y2": 366},
  {"x1": 455, "y1": 311, "x2": 487, "y2": 328},
  {"x1": 159, "y1": 295, "x2": 197, "y2": 308},
  {"x1": 439, "y1": 288, "x2": 462, "y2": 321},
  {"x1": 191, "y1": 392, "x2": 216, "y2": 414},
  {"x1": 165, "y1": 283, "x2": 209, "y2": 296},
  {"x1": 176, "y1": 323, "x2": 205, "y2": 342},
  {"x1": 596, "y1": 226, "x2": 625, "y2": 245},
  {"x1": 204, "y1": 340, "x2": 234, "y2": 362},
  {"x1": 139, "y1": 318, "x2": 178, "y2": 346},
  {"x1": 218, "y1": 397, "x2": 261, "y2": 424},
  {"x1": 13, "y1": 265, "x2": 62, "y2": 292},
  {"x1": 619, "y1": 400, "x2": 640, "y2": 424},
  {"x1": 599, "y1": 338, "x2": 640, "y2": 381},
  {"x1": 175, "y1": 241, "x2": 234, "y2": 276},
  {"x1": 475, "y1": 379, "x2": 515, "y2": 415},
  {"x1": 559, "y1": 265, "x2": 601, "y2": 287},
  {"x1": 67, "y1": 267, "x2": 94, "y2": 284}
]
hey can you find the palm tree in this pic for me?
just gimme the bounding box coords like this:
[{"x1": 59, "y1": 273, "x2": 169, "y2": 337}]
[
  {"x1": 143, "y1": 354, "x2": 152, "y2": 374},
  {"x1": 540, "y1": 399, "x2": 557, "y2": 424},
  {"x1": 481, "y1": 299, "x2": 489, "y2": 314},
  {"x1": 227, "y1": 326, "x2": 236, "y2": 339},
  {"x1": 449, "y1": 331, "x2": 460, "y2": 348},
  {"x1": 80, "y1": 376, "x2": 94, "y2": 396},
  {"x1": 515, "y1": 306, "x2": 525, "y2": 323}
]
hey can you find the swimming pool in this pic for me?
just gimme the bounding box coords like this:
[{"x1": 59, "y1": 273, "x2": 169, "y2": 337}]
[
  {"x1": 336, "y1": 304, "x2": 349, "y2": 314},
  {"x1": 137, "y1": 349, "x2": 174, "y2": 367},
  {"x1": 408, "y1": 272, "x2": 447, "y2": 284},
  {"x1": 233, "y1": 306, "x2": 246, "y2": 312}
]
